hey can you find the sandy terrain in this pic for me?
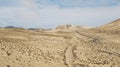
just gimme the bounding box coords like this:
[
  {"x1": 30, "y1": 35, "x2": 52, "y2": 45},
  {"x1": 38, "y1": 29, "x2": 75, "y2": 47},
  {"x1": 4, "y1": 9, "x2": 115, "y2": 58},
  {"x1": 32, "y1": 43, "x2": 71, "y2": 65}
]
[{"x1": 0, "y1": 20, "x2": 120, "y2": 67}]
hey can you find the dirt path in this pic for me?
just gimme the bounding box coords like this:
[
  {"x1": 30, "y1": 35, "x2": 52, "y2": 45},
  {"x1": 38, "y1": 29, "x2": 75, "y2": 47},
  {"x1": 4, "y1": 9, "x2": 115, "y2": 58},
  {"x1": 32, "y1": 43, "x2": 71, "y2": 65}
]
[{"x1": 64, "y1": 44, "x2": 76, "y2": 67}]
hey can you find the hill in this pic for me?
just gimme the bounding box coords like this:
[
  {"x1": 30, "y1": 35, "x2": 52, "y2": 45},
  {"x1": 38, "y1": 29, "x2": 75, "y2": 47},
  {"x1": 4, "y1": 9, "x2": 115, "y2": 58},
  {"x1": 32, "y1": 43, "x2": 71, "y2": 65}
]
[
  {"x1": 96, "y1": 18, "x2": 120, "y2": 33},
  {"x1": 56, "y1": 24, "x2": 91, "y2": 30},
  {"x1": 100, "y1": 18, "x2": 120, "y2": 30},
  {"x1": 0, "y1": 21, "x2": 120, "y2": 67}
]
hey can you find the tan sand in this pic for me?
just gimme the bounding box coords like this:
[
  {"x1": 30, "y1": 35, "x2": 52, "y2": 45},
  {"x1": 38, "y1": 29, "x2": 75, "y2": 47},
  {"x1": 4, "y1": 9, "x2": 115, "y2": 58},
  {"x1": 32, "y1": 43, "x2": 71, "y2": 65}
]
[{"x1": 0, "y1": 19, "x2": 120, "y2": 67}]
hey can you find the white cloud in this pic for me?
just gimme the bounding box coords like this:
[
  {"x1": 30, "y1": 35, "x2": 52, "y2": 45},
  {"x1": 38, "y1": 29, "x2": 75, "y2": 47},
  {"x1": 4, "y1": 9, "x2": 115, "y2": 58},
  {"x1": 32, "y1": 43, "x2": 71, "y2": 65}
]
[
  {"x1": 17, "y1": 0, "x2": 39, "y2": 9},
  {"x1": 0, "y1": 0, "x2": 120, "y2": 28},
  {"x1": 37, "y1": 0, "x2": 120, "y2": 7}
]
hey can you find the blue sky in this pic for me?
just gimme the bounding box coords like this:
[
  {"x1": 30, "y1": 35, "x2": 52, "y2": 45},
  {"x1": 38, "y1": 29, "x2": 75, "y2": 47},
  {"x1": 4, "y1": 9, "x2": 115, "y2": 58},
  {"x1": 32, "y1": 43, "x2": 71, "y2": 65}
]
[{"x1": 0, "y1": 0, "x2": 120, "y2": 28}]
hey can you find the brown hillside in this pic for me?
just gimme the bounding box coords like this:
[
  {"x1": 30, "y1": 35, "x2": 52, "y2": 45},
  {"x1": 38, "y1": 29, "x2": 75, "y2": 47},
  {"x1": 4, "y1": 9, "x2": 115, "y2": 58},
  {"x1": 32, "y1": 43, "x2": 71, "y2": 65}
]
[
  {"x1": 0, "y1": 22, "x2": 120, "y2": 67},
  {"x1": 99, "y1": 19, "x2": 120, "y2": 30}
]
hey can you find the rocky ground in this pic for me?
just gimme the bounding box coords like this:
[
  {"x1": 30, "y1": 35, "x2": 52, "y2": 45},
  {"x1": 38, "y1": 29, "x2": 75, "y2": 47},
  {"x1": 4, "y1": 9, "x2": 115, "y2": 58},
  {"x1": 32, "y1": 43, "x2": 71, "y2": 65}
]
[{"x1": 0, "y1": 19, "x2": 120, "y2": 67}]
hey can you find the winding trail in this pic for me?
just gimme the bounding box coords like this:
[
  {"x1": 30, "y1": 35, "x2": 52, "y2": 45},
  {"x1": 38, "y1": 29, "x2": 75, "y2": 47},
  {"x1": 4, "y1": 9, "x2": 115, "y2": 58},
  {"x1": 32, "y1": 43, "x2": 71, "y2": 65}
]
[
  {"x1": 64, "y1": 44, "x2": 76, "y2": 67},
  {"x1": 64, "y1": 31, "x2": 94, "y2": 67}
]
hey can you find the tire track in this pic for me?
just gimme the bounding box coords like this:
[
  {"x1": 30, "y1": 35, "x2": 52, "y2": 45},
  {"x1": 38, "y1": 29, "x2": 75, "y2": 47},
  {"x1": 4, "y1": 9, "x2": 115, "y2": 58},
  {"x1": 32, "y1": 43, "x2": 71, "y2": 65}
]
[{"x1": 64, "y1": 44, "x2": 76, "y2": 67}]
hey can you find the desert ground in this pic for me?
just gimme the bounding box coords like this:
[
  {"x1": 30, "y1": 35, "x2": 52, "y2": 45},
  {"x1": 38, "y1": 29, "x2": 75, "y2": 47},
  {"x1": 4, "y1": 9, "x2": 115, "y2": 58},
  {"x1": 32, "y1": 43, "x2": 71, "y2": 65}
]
[{"x1": 0, "y1": 19, "x2": 120, "y2": 67}]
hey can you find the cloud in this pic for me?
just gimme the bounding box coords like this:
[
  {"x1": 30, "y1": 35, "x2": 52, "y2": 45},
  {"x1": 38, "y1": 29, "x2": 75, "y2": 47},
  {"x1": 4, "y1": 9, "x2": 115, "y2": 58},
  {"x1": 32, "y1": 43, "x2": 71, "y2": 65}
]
[
  {"x1": 0, "y1": 0, "x2": 120, "y2": 28},
  {"x1": 17, "y1": 0, "x2": 39, "y2": 9},
  {"x1": 36, "y1": 0, "x2": 120, "y2": 7}
]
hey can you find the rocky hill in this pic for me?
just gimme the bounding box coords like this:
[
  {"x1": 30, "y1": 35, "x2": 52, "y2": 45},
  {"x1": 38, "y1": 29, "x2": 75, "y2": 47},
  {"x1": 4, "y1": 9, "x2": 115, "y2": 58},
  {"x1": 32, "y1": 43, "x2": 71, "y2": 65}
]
[
  {"x1": 100, "y1": 19, "x2": 120, "y2": 30},
  {"x1": 0, "y1": 19, "x2": 120, "y2": 67},
  {"x1": 96, "y1": 18, "x2": 120, "y2": 34},
  {"x1": 56, "y1": 24, "x2": 91, "y2": 30}
]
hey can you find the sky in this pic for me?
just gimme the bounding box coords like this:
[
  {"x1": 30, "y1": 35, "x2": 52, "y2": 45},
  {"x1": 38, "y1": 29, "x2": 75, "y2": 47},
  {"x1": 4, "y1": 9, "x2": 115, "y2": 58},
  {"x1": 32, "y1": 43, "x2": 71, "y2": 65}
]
[{"x1": 0, "y1": 0, "x2": 120, "y2": 28}]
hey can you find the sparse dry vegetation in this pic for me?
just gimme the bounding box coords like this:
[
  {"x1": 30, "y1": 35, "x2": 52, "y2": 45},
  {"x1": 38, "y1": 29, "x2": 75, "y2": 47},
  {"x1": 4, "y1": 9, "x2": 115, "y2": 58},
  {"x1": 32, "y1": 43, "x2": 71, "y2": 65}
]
[{"x1": 0, "y1": 19, "x2": 120, "y2": 67}]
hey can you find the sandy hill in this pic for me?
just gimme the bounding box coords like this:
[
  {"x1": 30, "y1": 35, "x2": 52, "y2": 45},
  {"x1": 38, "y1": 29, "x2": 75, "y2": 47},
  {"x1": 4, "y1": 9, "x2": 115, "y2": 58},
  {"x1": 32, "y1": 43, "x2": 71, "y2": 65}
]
[
  {"x1": 56, "y1": 24, "x2": 91, "y2": 30},
  {"x1": 100, "y1": 18, "x2": 120, "y2": 30},
  {"x1": 96, "y1": 18, "x2": 120, "y2": 33},
  {"x1": 0, "y1": 20, "x2": 120, "y2": 67}
]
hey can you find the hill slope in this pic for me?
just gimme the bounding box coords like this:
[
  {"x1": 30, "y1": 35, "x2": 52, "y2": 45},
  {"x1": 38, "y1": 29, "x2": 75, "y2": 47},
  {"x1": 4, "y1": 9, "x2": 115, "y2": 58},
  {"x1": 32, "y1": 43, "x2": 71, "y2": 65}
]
[
  {"x1": 0, "y1": 22, "x2": 120, "y2": 67},
  {"x1": 99, "y1": 19, "x2": 120, "y2": 31}
]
